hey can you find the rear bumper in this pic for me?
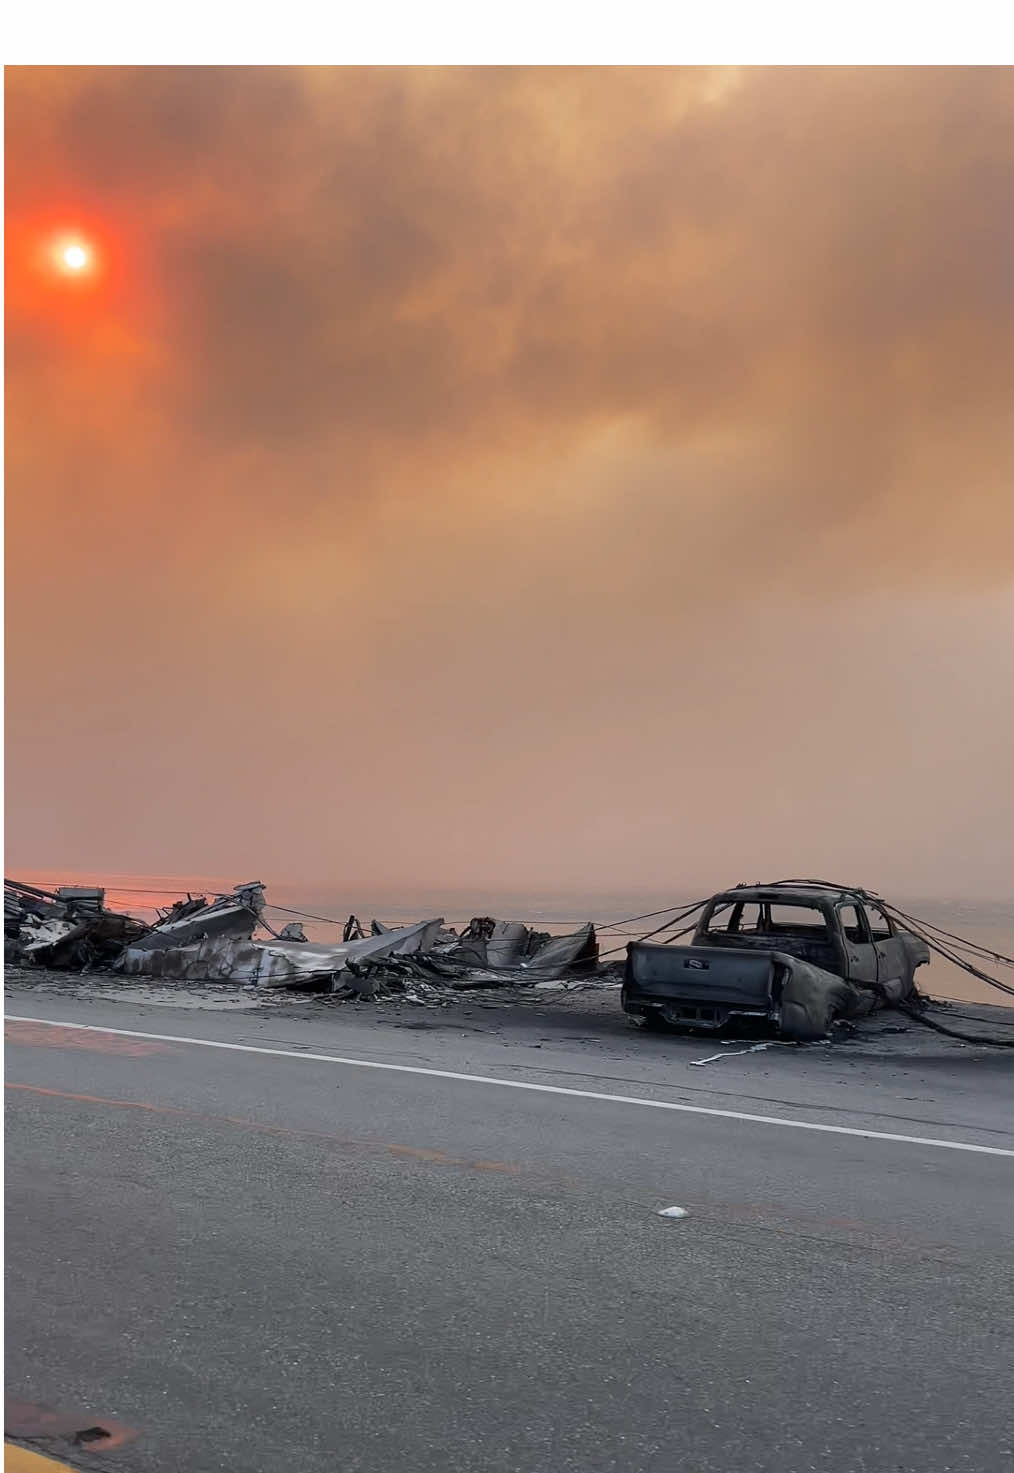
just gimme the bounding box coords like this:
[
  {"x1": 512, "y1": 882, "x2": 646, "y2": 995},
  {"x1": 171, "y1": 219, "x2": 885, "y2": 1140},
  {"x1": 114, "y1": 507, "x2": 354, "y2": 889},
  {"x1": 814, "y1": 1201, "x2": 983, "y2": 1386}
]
[{"x1": 621, "y1": 984, "x2": 776, "y2": 1031}]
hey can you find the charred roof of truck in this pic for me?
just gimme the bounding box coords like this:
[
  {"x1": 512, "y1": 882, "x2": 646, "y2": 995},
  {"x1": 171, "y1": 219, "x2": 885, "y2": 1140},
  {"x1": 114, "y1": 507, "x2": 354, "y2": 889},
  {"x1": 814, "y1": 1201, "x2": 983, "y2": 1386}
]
[{"x1": 712, "y1": 884, "x2": 869, "y2": 909}]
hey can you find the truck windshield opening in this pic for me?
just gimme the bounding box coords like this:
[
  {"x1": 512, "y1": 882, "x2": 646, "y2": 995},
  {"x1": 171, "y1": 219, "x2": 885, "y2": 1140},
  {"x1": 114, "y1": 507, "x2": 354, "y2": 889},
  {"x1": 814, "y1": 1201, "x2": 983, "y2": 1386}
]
[{"x1": 706, "y1": 901, "x2": 830, "y2": 939}]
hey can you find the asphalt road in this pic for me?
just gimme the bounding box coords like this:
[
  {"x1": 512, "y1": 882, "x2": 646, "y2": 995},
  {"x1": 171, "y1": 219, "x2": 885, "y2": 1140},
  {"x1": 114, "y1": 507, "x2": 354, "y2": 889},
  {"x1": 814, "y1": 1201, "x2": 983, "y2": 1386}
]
[{"x1": 6, "y1": 990, "x2": 1014, "y2": 1473}]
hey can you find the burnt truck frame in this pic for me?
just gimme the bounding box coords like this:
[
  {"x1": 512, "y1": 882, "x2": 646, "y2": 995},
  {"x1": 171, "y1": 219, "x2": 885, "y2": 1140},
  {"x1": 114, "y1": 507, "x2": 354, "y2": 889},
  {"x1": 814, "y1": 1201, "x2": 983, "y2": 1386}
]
[{"x1": 622, "y1": 885, "x2": 930, "y2": 1041}]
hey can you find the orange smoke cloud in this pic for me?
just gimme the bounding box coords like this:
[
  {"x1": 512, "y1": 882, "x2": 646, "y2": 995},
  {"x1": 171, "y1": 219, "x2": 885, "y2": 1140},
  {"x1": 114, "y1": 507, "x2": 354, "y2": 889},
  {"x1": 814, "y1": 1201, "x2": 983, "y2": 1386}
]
[{"x1": 5, "y1": 67, "x2": 1013, "y2": 892}]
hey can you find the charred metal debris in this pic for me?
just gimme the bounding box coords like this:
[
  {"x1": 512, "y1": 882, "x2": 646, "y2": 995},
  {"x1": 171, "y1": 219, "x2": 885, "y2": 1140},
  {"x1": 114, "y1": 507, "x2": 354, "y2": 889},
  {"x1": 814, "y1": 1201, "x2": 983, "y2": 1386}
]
[
  {"x1": 4, "y1": 879, "x2": 148, "y2": 970},
  {"x1": 4, "y1": 878, "x2": 600, "y2": 1001}
]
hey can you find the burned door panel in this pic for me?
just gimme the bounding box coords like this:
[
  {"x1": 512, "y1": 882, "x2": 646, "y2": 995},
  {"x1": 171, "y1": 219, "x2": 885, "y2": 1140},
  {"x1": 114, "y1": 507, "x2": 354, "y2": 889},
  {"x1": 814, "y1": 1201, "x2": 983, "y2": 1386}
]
[
  {"x1": 863, "y1": 902, "x2": 908, "y2": 1001},
  {"x1": 836, "y1": 902, "x2": 878, "y2": 986}
]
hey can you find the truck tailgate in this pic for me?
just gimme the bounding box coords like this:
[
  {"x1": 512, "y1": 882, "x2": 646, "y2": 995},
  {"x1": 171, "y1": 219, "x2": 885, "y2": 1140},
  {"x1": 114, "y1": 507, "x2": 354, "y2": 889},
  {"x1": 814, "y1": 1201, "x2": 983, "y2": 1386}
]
[{"x1": 626, "y1": 943, "x2": 777, "y2": 1007}]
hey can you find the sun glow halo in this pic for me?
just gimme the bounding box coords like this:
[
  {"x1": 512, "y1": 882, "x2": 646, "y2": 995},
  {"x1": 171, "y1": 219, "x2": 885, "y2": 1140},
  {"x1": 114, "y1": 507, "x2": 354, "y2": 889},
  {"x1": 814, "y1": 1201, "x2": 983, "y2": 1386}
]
[{"x1": 48, "y1": 233, "x2": 98, "y2": 280}]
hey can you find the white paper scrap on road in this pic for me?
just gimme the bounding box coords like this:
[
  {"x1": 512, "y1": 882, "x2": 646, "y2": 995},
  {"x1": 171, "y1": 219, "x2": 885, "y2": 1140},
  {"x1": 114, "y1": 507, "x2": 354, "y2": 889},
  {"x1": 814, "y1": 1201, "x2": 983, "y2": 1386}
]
[
  {"x1": 657, "y1": 1206, "x2": 689, "y2": 1218},
  {"x1": 690, "y1": 1043, "x2": 775, "y2": 1067}
]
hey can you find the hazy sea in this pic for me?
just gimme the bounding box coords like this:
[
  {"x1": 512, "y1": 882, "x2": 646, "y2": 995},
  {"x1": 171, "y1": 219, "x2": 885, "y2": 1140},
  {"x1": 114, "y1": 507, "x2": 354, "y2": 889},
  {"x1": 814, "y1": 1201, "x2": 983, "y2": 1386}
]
[{"x1": 14, "y1": 870, "x2": 1014, "y2": 1012}]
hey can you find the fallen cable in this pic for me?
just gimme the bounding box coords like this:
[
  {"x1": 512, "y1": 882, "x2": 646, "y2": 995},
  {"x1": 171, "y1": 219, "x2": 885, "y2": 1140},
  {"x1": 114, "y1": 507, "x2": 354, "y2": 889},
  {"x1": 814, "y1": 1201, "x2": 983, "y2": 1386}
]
[
  {"x1": 889, "y1": 1003, "x2": 1014, "y2": 1049},
  {"x1": 922, "y1": 1006, "x2": 1014, "y2": 1028}
]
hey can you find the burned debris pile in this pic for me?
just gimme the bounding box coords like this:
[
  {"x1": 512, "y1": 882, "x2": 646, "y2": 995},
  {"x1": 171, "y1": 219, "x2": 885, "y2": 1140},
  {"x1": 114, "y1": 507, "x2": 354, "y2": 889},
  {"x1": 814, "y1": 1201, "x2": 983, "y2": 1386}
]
[
  {"x1": 5, "y1": 879, "x2": 148, "y2": 970},
  {"x1": 5, "y1": 877, "x2": 600, "y2": 1000},
  {"x1": 336, "y1": 918, "x2": 600, "y2": 1003}
]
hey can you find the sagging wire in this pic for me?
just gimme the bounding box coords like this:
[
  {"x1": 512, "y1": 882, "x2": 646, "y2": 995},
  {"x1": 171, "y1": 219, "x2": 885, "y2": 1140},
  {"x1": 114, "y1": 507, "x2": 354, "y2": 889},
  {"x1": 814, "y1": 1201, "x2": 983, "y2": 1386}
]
[
  {"x1": 752, "y1": 877, "x2": 1014, "y2": 1001},
  {"x1": 663, "y1": 921, "x2": 703, "y2": 945},
  {"x1": 254, "y1": 911, "x2": 287, "y2": 940},
  {"x1": 878, "y1": 907, "x2": 1014, "y2": 1001},
  {"x1": 595, "y1": 899, "x2": 710, "y2": 930},
  {"x1": 265, "y1": 901, "x2": 362, "y2": 928},
  {"x1": 882, "y1": 905, "x2": 1014, "y2": 968},
  {"x1": 533, "y1": 902, "x2": 713, "y2": 1006},
  {"x1": 906, "y1": 943, "x2": 1014, "y2": 1000},
  {"x1": 585, "y1": 899, "x2": 710, "y2": 964}
]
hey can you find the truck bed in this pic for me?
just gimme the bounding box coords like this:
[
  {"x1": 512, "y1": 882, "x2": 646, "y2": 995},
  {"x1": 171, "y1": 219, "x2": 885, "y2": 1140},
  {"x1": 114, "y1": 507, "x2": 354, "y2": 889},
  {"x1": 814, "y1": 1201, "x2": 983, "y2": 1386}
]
[{"x1": 623, "y1": 943, "x2": 779, "y2": 1029}]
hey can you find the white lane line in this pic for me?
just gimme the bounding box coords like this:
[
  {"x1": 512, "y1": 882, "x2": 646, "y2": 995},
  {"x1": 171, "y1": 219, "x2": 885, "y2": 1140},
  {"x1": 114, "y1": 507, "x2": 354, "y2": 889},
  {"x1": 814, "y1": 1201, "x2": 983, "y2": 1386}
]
[{"x1": 6, "y1": 1014, "x2": 1014, "y2": 1159}]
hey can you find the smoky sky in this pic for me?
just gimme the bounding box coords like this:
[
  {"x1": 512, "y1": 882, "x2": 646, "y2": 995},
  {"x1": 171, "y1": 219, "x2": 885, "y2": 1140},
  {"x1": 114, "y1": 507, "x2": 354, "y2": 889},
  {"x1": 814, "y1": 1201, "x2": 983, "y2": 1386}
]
[{"x1": 6, "y1": 66, "x2": 1014, "y2": 898}]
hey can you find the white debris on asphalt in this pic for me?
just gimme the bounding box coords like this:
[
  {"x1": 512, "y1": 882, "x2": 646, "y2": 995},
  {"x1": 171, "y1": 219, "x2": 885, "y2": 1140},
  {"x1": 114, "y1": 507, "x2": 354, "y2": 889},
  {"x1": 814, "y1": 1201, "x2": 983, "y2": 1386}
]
[
  {"x1": 657, "y1": 1206, "x2": 689, "y2": 1218},
  {"x1": 689, "y1": 1042, "x2": 778, "y2": 1066}
]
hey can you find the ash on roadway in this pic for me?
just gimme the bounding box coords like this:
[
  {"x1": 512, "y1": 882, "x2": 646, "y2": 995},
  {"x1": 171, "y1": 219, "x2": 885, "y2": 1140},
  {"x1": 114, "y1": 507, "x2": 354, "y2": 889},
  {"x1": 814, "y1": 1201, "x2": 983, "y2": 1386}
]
[{"x1": 5, "y1": 980, "x2": 1013, "y2": 1473}]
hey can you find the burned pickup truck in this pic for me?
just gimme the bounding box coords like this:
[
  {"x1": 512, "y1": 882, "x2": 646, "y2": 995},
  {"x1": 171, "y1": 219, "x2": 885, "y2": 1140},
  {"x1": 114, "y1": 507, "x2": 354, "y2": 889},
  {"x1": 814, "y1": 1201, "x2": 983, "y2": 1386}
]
[{"x1": 622, "y1": 884, "x2": 930, "y2": 1041}]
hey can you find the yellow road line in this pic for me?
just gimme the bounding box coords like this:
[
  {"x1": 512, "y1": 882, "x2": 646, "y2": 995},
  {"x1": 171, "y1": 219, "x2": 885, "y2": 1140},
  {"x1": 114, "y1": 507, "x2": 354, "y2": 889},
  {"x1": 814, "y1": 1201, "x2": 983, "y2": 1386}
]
[{"x1": 5, "y1": 1445, "x2": 82, "y2": 1472}]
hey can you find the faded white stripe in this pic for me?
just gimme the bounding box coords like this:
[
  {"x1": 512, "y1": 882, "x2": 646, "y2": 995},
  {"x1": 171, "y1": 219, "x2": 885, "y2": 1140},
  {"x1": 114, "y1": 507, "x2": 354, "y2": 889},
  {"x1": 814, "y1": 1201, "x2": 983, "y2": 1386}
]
[{"x1": 6, "y1": 1014, "x2": 1013, "y2": 1159}]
